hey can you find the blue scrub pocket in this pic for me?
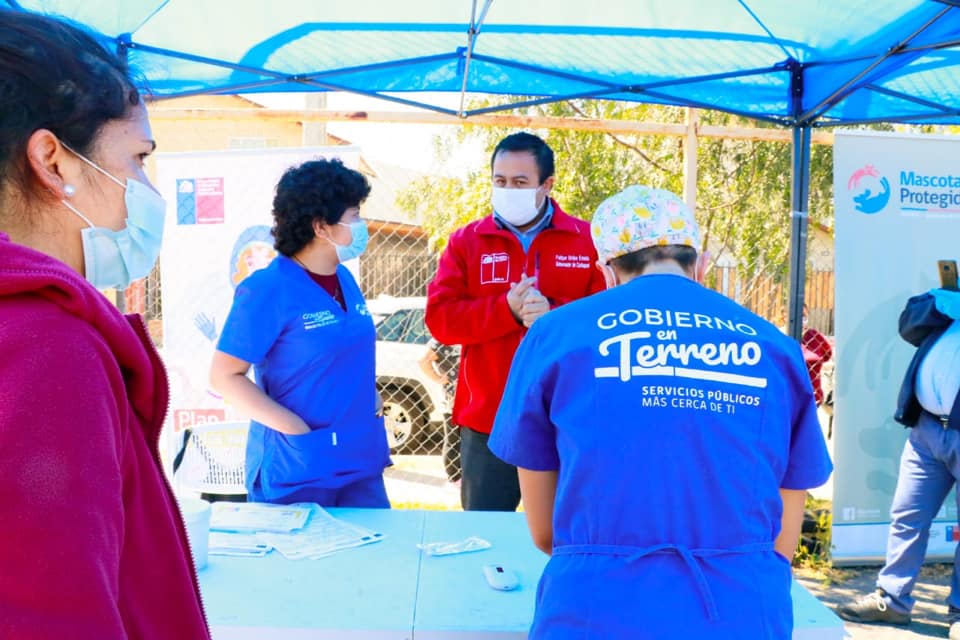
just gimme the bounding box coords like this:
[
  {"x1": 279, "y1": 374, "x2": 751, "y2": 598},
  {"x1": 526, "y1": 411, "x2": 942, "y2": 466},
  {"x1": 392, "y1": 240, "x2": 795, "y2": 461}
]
[
  {"x1": 262, "y1": 428, "x2": 338, "y2": 498},
  {"x1": 261, "y1": 422, "x2": 388, "y2": 500}
]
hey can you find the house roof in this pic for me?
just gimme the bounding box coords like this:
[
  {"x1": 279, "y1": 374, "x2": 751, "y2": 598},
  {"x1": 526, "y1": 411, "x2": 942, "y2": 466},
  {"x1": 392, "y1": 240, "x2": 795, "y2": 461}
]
[{"x1": 358, "y1": 159, "x2": 429, "y2": 227}]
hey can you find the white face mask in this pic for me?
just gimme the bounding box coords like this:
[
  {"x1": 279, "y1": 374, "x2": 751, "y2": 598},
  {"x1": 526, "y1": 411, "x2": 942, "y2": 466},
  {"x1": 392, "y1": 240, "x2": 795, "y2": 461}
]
[
  {"x1": 492, "y1": 186, "x2": 542, "y2": 226},
  {"x1": 61, "y1": 146, "x2": 166, "y2": 290}
]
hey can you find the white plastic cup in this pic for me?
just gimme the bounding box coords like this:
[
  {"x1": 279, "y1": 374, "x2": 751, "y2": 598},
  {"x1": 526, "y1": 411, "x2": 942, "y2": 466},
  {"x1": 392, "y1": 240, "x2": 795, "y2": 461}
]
[{"x1": 178, "y1": 497, "x2": 211, "y2": 571}]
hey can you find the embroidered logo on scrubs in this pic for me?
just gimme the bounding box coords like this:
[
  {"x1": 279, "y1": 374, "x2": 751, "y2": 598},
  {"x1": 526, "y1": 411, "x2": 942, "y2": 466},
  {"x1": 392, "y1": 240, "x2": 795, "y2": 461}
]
[
  {"x1": 480, "y1": 253, "x2": 510, "y2": 284},
  {"x1": 302, "y1": 310, "x2": 338, "y2": 330}
]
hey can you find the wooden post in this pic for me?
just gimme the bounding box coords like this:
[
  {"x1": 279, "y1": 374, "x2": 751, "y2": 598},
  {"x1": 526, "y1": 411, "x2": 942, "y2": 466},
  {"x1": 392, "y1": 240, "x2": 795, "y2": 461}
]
[
  {"x1": 683, "y1": 108, "x2": 699, "y2": 211},
  {"x1": 302, "y1": 94, "x2": 327, "y2": 146}
]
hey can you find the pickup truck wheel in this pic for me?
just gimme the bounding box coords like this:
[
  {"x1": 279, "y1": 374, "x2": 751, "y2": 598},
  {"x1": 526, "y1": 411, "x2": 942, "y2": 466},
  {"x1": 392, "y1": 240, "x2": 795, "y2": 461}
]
[{"x1": 382, "y1": 392, "x2": 425, "y2": 453}]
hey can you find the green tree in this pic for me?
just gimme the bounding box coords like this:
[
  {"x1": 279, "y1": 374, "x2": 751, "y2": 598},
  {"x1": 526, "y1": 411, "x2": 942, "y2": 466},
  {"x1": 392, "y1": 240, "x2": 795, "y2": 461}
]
[
  {"x1": 396, "y1": 99, "x2": 836, "y2": 314},
  {"x1": 398, "y1": 100, "x2": 688, "y2": 251},
  {"x1": 695, "y1": 111, "x2": 835, "y2": 284}
]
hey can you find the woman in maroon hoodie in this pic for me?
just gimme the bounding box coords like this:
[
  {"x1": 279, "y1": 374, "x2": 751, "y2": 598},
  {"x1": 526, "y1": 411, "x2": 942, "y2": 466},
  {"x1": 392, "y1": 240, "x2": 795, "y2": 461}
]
[{"x1": 0, "y1": 10, "x2": 209, "y2": 639}]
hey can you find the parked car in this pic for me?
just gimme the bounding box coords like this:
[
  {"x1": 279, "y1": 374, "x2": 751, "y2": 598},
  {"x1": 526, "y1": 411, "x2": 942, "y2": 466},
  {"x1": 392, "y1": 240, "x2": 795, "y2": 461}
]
[{"x1": 368, "y1": 296, "x2": 447, "y2": 454}]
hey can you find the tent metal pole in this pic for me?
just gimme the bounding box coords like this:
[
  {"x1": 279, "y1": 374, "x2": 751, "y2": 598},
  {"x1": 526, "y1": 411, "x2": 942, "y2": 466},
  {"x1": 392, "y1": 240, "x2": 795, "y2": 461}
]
[
  {"x1": 796, "y1": 7, "x2": 951, "y2": 123},
  {"x1": 823, "y1": 110, "x2": 960, "y2": 126},
  {"x1": 471, "y1": 52, "x2": 781, "y2": 93},
  {"x1": 787, "y1": 125, "x2": 811, "y2": 341},
  {"x1": 117, "y1": 33, "x2": 131, "y2": 65},
  {"x1": 457, "y1": 0, "x2": 493, "y2": 118},
  {"x1": 863, "y1": 84, "x2": 959, "y2": 113},
  {"x1": 465, "y1": 88, "x2": 636, "y2": 116}
]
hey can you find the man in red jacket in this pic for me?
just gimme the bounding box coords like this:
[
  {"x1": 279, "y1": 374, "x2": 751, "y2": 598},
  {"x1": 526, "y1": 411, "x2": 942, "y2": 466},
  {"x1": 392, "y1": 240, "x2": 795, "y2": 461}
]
[{"x1": 426, "y1": 132, "x2": 605, "y2": 511}]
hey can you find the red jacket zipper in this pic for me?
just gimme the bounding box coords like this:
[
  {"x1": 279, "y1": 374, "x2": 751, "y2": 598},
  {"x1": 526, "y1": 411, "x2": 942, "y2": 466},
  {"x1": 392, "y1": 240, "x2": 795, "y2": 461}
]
[{"x1": 130, "y1": 314, "x2": 212, "y2": 636}]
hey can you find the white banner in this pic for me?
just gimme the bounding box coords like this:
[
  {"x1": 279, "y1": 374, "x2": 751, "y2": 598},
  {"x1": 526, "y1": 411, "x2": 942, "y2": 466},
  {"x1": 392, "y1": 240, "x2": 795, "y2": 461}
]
[
  {"x1": 833, "y1": 130, "x2": 960, "y2": 563},
  {"x1": 156, "y1": 146, "x2": 360, "y2": 470}
]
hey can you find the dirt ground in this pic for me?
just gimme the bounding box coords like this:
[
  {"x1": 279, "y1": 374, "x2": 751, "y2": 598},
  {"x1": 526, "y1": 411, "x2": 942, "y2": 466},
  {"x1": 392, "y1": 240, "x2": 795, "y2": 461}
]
[{"x1": 797, "y1": 564, "x2": 955, "y2": 639}]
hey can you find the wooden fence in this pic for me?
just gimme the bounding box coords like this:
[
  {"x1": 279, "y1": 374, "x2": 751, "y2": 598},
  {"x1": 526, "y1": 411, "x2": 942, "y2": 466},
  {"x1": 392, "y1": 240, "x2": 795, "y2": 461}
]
[{"x1": 709, "y1": 267, "x2": 835, "y2": 333}]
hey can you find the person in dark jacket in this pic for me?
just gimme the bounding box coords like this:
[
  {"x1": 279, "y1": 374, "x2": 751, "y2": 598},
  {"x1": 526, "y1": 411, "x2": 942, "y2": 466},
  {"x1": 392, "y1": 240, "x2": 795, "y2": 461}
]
[
  {"x1": 419, "y1": 337, "x2": 462, "y2": 481},
  {"x1": 837, "y1": 288, "x2": 960, "y2": 639}
]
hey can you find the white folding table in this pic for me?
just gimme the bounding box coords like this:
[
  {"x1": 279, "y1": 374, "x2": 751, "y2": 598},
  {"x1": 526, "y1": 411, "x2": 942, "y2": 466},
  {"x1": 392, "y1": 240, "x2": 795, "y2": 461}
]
[{"x1": 199, "y1": 508, "x2": 844, "y2": 639}]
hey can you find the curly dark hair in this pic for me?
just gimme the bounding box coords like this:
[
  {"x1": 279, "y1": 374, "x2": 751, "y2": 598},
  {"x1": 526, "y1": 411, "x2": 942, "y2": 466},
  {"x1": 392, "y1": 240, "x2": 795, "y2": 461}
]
[
  {"x1": 271, "y1": 158, "x2": 371, "y2": 257},
  {"x1": 0, "y1": 10, "x2": 141, "y2": 198}
]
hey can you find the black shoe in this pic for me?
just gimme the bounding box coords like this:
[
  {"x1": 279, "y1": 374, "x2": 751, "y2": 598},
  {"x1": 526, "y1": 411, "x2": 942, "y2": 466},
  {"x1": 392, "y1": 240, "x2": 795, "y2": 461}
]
[{"x1": 835, "y1": 590, "x2": 910, "y2": 625}]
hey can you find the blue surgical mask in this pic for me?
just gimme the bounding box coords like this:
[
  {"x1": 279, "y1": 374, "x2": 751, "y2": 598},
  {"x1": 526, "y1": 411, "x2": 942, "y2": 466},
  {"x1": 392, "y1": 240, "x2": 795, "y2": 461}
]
[
  {"x1": 61, "y1": 148, "x2": 166, "y2": 290},
  {"x1": 332, "y1": 220, "x2": 369, "y2": 263}
]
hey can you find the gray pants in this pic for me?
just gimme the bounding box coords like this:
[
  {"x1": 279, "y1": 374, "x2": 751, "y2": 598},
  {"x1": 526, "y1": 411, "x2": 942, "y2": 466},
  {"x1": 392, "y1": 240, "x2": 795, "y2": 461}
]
[{"x1": 878, "y1": 412, "x2": 960, "y2": 616}]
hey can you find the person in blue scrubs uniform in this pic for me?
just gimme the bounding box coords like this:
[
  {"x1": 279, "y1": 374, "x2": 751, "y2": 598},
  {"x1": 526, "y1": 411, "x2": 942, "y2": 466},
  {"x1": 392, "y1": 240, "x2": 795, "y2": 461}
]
[
  {"x1": 489, "y1": 186, "x2": 832, "y2": 639},
  {"x1": 210, "y1": 159, "x2": 391, "y2": 507}
]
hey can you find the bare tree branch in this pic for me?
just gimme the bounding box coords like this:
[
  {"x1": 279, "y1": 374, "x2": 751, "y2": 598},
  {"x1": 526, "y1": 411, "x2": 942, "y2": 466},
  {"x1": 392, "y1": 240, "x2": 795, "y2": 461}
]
[{"x1": 565, "y1": 101, "x2": 676, "y2": 174}]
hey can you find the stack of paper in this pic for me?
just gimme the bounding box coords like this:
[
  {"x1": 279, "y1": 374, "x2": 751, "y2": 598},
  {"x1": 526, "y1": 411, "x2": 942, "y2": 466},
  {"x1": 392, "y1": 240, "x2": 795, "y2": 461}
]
[
  {"x1": 210, "y1": 502, "x2": 312, "y2": 533},
  {"x1": 257, "y1": 505, "x2": 385, "y2": 560},
  {"x1": 208, "y1": 531, "x2": 272, "y2": 557},
  {"x1": 206, "y1": 502, "x2": 384, "y2": 560}
]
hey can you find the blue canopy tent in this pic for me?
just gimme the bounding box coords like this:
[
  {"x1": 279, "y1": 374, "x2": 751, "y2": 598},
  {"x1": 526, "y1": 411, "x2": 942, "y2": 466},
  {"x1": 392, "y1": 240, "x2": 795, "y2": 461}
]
[{"x1": 8, "y1": 0, "x2": 960, "y2": 338}]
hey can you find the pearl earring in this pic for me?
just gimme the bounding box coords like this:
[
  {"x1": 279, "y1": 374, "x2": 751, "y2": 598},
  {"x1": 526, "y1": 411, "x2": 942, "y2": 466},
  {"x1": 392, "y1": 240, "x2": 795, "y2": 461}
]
[{"x1": 63, "y1": 184, "x2": 76, "y2": 197}]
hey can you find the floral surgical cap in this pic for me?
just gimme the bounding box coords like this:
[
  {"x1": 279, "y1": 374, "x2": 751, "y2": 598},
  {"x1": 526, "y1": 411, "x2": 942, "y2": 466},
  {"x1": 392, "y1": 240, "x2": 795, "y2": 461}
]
[{"x1": 591, "y1": 185, "x2": 700, "y2": 263}]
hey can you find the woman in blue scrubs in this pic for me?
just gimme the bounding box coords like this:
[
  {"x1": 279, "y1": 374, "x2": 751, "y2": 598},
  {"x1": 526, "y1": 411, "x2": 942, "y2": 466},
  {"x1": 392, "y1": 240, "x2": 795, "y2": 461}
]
[
  {"x1": 210, "y1": 159, "x2": 391, "y2": 507},
  {"x1": 489, "y1": 186, "x2": 832, "y2": 638}
]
